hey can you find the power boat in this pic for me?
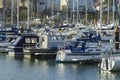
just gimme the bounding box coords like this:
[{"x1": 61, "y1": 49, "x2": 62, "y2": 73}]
[
  {"x1": 23, "y1": 33, "x2": 77, "y2": 55},
  {"x1": 0, "y1": 32, "x2": 18, "y2": 53},
  {"x1": 55, "y1": 40, "x2": 108, "y2": 63},
  {"x1": 8, "y1": 33, "x2": 39, "y2": 55}
]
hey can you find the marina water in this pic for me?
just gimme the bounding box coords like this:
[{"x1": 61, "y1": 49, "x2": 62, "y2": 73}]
[{"x1": 0, "y1": 53, "x2": 120, "y2": 80}]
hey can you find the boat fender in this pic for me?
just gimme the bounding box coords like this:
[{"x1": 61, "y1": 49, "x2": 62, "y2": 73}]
[{"x1": 36, "y1": 43, "x2": 41, "y2": 49}]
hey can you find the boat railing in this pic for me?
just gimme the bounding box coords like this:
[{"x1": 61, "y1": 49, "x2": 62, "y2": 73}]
[{"x1": 23, "y1": 44, "x2": 36, "y2": 49}]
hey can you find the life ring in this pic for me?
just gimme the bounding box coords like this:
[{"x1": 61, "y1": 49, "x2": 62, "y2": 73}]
[{"x1": 36, "y1": 43, "x2": 41, "y2": 49}]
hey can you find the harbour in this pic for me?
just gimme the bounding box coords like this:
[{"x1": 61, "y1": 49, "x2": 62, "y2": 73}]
[
  {"x1": 0, "y1": 54, "x2": 120, "y2": 80},
  {"x1": 0, "y1": 0, "x2": 120, "y2": 79}
]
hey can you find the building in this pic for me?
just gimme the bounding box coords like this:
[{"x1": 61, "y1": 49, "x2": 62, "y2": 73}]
[
  {"x1": 35, "y1": 0, "x2": 95, "y2": 12},
  {"x1": 31, "y1": 0, "x2": 46, "y2": 12},
  {"x1": 28, "y1": 0, "x2": 97, "y2": 12},
  {"x1": 0, "y1": 0, "x2": 3, "y2": 19},
  {"x1": 60, "y1": 0, "x2": 67, "y2": 11},
  {"x1": 0, "y1": 0, "x2": 3, "y2": 8},
  {"x1": 32, "y1": 0, "x2": 66, "y2": 12},
  {"x1": 68, "y1": 0, "x2": 95, "y2": 12},
  {"x1": 0, "y1": 0, "x2": 98, "y2": 22},
  {"x1": 46, "y1": 0, "x2": 60, "y2": 11}
]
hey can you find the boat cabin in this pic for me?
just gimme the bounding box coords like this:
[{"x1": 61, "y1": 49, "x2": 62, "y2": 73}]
[
  {"x1": 41, "y1": 34, "x2": 74, "y2": 50},
  {"x1": 79, "y1": 30, "x2": 101, "y2": 42},
  {"x1": 8, "y1": 33, "x2": 39, "y2": 54},
  {"x1": 59, "y1": 41, "x2": 86, "y2": 53}
]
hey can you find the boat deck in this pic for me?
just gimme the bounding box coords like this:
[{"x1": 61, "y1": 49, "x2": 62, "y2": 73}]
[{"x1": 23, "y1": 48, "x2": 57, "y2": 54}]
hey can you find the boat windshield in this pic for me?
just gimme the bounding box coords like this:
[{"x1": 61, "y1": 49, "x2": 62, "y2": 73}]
[
  {"x1": 12, "y1": 36, "x2": 22, "y2": 45},
  {"x1": 49, "y1": 35, "x2": 65, "y2": 40},
  {"x1": 65, "y1": 41, "x2": 83, "y2": 48}
]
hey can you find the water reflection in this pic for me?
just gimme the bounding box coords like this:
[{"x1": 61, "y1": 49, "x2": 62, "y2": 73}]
[
  {"x1": 55, "y1": 63, "x2": 98, "y2": 80},
  {"x1": 0, "y1": 54, "x2": 120, "y2": 80},
  {"x1": 99, "y1": 70, "x2": 120, "y2": 80}
]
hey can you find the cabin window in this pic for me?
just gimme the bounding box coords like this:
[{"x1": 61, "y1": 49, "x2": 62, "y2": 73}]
[
  {"x1": 61, "y1": 36, "x2": 65, "y2": 40},
  {"x1": 42, "y1": 37, "x2": 45, "y2": 41},
  {"x1": 81, "y1": 34, "x2": 86, "y2": 39},
  {"x1": 96, "y1": 49, "x2": 101, "y2": 51},
  {"x1": 56, "y1": 36, "x2": 61, "y2": 40},
  {"x1": 88, "y1": 49, "x2": 93, "y2": 51},
  {"x1": 13, "y1": 37, "x2": 21, "y2": 45},
  {"x1": 66, "y1": 42, "x2": 71, "y2": 46},
  {"x1": 53, "y1": 36, "x2": 57, "y2": 40},
  {"x1": 31, "y1": 38, "x2": 37, "y2": 43},
  {"x1": 49, "y1": 36, "x2": 53, "y2": 40},
  {"x1": 48, "y1": 37, "x2": 51, "y2": 40},
  {"x1": 77, "y1": 43, "x2": 82, "y2": 48},
  {"x1": 25, "y1": 38, "x2": 31, "y2": 43},
  {"x1": 55, "y1": 36, "x2": 58, "y2": 40}
]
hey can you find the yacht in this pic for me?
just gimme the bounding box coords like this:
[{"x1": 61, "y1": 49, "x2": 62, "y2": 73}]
[
  {"x1": 55, "y1": 40, "x2": 108, "y2": 63},
  {"x1": 8, "y1": 33, "x2": 39, "y2": 55}
]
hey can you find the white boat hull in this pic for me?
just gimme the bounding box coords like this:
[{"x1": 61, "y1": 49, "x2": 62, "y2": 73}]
[
  {"x1": 56, "y1": 50, "x2": 101, "y2": 63},
  {"x1": 100, "y1": 56, "x2": 120, "y2": 71}
]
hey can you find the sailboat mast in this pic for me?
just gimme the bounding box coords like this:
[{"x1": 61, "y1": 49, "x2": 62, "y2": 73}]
[
  {"x1": 27, "y1": 0, "x2": 30, "y2": 30},
  {"x1": 37, "y1": 3, "x2": 39, "y2": 29},
  {"x1": 77, "y1": 0, "x2": 79, "y2": 24},
  {"x1": 107, "y1": 0, "x2": 110, "y2": 24},
  {"x1": 66, "y1": 0, "x2": 68, "y2": 25},
  {"x1": 72, "y1": 0, "x2": 75, "y2": 24},
  {"x1": 51, "y1": 0, "x2": 54, "y2": 27},
  {"x1": 85, "y1": 0, "x2": 88, "y2": 25},
  {"x1": 113, "y1": 0, "x2": 115, "y2": 23},
  {"x1": 100, "y1": 0, "x2": 103, "y2": 34},
  {"x1": 115, "y1": 0, "x2": 120, "y2": 25},
  {"x1": 11, "y1": 0, "x2": 14, "y2": 25},
  {"x1": 17, "y1": 0, "x2": 19, "y2": 29}
]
